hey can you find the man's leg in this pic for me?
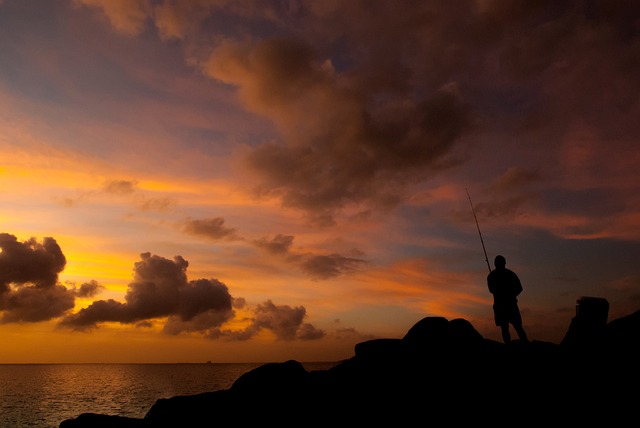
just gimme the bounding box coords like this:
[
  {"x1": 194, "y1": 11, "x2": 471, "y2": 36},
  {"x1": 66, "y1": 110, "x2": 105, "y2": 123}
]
[
  {"x1": 500, "y1": 324, "x2": 511, "y2": 344},
  {"x1": 514, "y1": 323, "x2": 529, "y2": 342}
]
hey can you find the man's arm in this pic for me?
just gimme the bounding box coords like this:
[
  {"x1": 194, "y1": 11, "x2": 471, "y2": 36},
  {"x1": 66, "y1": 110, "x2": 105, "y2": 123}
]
[
  {"x1": 512, "y1": 271, "x2": 523, "y2": 296},
  {"x1": 487, "y1": 273, "x2": 495, "y2": 294}
]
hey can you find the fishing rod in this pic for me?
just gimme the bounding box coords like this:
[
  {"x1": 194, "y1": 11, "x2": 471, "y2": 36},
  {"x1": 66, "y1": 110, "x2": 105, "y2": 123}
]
[{"x1": 466, "y1": 188, "x2": 491, "y2": 273}]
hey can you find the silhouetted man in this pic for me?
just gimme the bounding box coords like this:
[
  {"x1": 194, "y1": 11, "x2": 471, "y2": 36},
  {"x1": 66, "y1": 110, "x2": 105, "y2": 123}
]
[{"x1": 487, "y1": 255, "x2": 529, "y2": 344}]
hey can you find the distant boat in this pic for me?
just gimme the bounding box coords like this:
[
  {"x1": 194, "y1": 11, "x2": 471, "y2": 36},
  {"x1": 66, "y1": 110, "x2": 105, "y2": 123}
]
[{"x1": 206, "y1": 360, "x2": 212, "y2": 364}]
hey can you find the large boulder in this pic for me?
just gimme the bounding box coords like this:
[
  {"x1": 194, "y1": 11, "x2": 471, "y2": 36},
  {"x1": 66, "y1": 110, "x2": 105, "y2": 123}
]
[{"x1": 60, "y1": 309, "x2": 640, "y2": 427}]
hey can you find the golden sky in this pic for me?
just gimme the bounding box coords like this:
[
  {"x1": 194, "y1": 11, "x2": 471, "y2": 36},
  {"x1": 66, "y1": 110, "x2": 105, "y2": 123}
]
[{"x1": 0, "y1": 0, "x2": 639, "y2": 363}]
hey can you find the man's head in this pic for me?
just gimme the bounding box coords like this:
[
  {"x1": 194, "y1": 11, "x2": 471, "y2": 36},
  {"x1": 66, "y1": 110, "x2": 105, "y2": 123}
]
[{"x1": 494, "y1": 255, "x2": 506, "y2": 268}]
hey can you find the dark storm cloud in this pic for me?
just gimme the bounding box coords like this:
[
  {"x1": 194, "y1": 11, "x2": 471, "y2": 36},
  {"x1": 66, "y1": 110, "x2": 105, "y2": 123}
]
[
  {"x1": 59, "y1": 252, "x2": 235, "y2": 331},
  {"x1": 181, "y1": 217, "x2": 240, "y2": 241},
  {"x1": 0, "y1": 233, "x2": 74, "y2": 322}
]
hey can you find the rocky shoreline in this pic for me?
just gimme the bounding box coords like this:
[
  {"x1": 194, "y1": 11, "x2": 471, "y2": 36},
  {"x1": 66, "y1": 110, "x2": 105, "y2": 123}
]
[{"x1": 60, "y1": 305, "x2": 639, "y2": 427}]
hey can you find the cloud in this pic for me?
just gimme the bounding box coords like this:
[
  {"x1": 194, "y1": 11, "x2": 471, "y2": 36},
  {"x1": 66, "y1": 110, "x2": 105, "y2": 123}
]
[
  {"x1": 54, "y1": 179, "x2": 176, "y2": 213},
  {"x1": 137, "y1": 197, "x2": 175, "y2": 212},
  {"x1": 74, "y1": 280, "x2": 105, "y2": 298},
  {"x1": 243, "y1": 299, "x2": 325, "y2": 341},
  {"x1": 252, "y1": 234, "x2": 294, "y2": 255},
  {"x1": 57, "y1": 178, "x2": 176, "y2": 213},
  {"x1": 73, "y1": 1, "x2": 640, "y2": 236},
  {"x1": 297, "y1": 253, "x2": 368, "y2": 281},
  {"x1": 181, "y1": 217, "x2": 240, "y2": 241},
  {"x1": 74, "y1": 1, "x2": 640, "y2": 233},
  {"x1": 490, "y1": 167, "x2": 542, "y2": 192},
  {"x1": 0, "y1": 233, "x2": 75, "y2": 322},
  {"x1": 103, "y1": 179, "x2": 137, "y2": 195},
  {"x1": 1, "y1": 284, "x2": 75, "y2": 323},
  {"x1": 252, "y1": 233, "x2": 367, "y2": 279},
  {"x1": 333, "y1": 326, "x2": 374, "y2": 341},
  {"x1": 181, "y1": 220, "x2": 367, "y2": 280},
  {"x1": 153, "y1": 0, "x2": 228, "y2": 40},
  {"x1": 101, "y1": 179, "x2": 177, "y2": 212},
  {"x1": 204, "y1": 38, "x2": 473, "y2": 223},
  {"x1": 0, "y1": 233, "x2": 67, "y2": 290},
  {"x1": 59, "y1": 252, "x2": 235, "y2": 331},
  {"x1": 58, "y1": 252, "x2": 325, "y2": 341},
  {"x1": 251, "y1": 299, "x2": 306, "y2": 340},
  {"x1": 73, "y1": 0, "x2": 153, "y2": 36}
]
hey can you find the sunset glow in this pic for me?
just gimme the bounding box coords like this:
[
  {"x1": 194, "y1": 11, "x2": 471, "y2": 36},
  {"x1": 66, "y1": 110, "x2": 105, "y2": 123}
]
[{"x1": 1, "y1": 0, "x2": 639, "y2": 363}]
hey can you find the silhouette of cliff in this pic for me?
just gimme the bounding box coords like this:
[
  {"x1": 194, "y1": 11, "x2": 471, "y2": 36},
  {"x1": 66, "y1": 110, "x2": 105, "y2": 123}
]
[{"x1": 60, "y1": 307, "x2": 639, "y2": 427}]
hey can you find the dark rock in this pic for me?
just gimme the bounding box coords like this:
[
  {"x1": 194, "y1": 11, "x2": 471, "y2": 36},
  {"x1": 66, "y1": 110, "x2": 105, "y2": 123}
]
[
  {"x1": 59, "y1": 413, "x2": 148, "y2": 428},
  {"x1": 353, "y1": 337, "x2": 403, "y2": 361},
  {"x1": 60, "y1": 309, "x2": 640, "y2": 427},
  {"x1": 143, "y1": 390, "x2": 230, "y2": 427},
  {"x1": 229, "y1": 359, "x2": 308, "y2": 395}
]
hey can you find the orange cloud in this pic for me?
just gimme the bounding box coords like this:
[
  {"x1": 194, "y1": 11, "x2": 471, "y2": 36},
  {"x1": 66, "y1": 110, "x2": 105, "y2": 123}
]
[{"x1": 74, "y1": 0, "x2": 152, "y2": 36}]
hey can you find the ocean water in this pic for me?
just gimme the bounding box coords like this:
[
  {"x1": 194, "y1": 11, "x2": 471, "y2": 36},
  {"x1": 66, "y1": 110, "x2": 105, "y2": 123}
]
[{"x1": 0, "y1": 362, "x2": 338, "y2": 428}]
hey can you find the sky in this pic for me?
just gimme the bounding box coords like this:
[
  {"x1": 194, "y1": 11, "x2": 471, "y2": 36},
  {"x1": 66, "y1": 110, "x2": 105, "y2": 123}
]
[{"x1": 1, "y1": 0, "x2": 639, "y2": 364}]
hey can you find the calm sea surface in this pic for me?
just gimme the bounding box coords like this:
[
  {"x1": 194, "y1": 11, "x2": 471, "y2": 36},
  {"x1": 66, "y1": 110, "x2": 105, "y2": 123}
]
[{"x1": 0, "y1": 362, "x2": 338, "y2": 428}]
